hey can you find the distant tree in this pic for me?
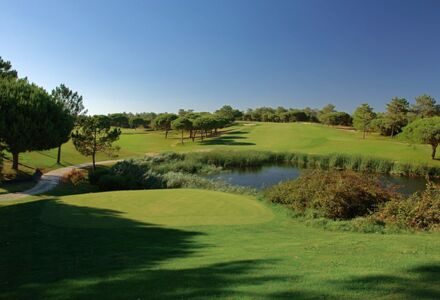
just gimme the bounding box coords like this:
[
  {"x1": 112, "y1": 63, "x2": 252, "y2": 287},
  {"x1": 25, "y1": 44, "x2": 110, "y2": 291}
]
[
  {"x1": 288, "y1": 110, "x2": 309, "y2": 122},
  {"x1": 171, "y1": 117, "x2": 192, "y2": 144},
  {"x1": 319, "y1": 104, "x2": 336, "y2": 124},
  {"x1": 0, "y1": 78, "x2": 72, "y2": 170},
  {"x1": 371, "y1": 113, "x2": 394, "y2": 136},
  {"x1": 385, "y1": 97, "x2": 410, "y2": 137},
  {"x1": 108, "y1": 113, "x2": 130, "y2": 128},
  {"x1": 215, "y1": 105, "x2": 243, "y2": 122},
  {"x1": 412, "y1": 94, "x2": 440, "y2": 118},
  {"x1": 211, "y1": 115, "x2": 229, "y2": 134},
  {"x1": 51, "y1": 84, "x2": 86, "y2": 163},
  {"x1": 186, "y1": 113, "x2": 202, "y2": 141},
  {"x1": 71, "y1": 115, "x2": 121, "y2": 170},
  {"x1": 402, "y1": 117, "x2": 440, "y2": 159},
  {"x1": 326, "y1": 112, "x2": 352, "y2": 126},
  {"x1": 130, "y1": 117, "x2": 148, "y2": 129},
  {"x1": 153, "y1": 113, "x2": 178, "y2": 138},
  {"x1": 178, "y1": 109, "x2": 194, "y2": 116},
  {"x1": 321, "y1": 104, "x2": 335, "y2": 114},
  {"x1": 134, "y1": 112, "x2": 156, "y2": 126},
  {"x1": 0, "y1": 57, "x2": 18, "y2": 79},
  {"x1": 303, "y1": 107, "x2": 320, "y2": 122},
  {"x1": 193, "y1": 116, "x2": 215, "y2": 141},
  {"x1": 353, "y1": 103, "x2": 376, "y2": 139}
]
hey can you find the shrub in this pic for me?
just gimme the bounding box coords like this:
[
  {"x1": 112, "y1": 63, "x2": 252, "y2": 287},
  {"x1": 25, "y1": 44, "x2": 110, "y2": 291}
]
[
  {"x1": 98, "y1": 174, "x2": 129, "y2": 191},
  {"x1": 88, "y1": 168, "x2": 112, "y2": 185},
  {"x1": 376, "y1": 182, "x2": 440, "y2": 230},
  {"x1": 63, "y1": 168, "x2": 87, "y2": 186},
  {"x1": 265, "y1": 170, "x2": 399, "y2": 220}
]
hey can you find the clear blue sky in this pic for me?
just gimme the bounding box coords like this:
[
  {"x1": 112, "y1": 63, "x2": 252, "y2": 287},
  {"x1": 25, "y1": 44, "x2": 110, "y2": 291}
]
[{"x1": 1, "y1": 0, "x2": 440, "y2": 114}]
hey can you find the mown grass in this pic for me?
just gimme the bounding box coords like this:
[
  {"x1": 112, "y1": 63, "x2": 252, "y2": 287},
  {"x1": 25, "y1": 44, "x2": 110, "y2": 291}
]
[
  {"x1": 0, "y1": 187, "x2": 439, "y2": 299},
  {"x1": 3, "y1": 122, "x2": 439, "y2": 176},
  {"x1": 41, "y1": 189, "x2": 273, "y2": 227}
]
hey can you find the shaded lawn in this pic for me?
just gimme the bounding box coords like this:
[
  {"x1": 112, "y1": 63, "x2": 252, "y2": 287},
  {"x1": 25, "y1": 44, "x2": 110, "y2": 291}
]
[
  {"x1": 0, "y1": 181, "x2": 35, "y2": 195},
  {"x1": 0, "y1": 187, "x2": 439, "y2": 299}
]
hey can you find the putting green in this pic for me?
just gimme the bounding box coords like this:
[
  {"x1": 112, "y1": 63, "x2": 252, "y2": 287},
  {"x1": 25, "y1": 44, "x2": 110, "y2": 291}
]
[{"x1": 40, "y1": 188, "x2": 273, "y2": 228}]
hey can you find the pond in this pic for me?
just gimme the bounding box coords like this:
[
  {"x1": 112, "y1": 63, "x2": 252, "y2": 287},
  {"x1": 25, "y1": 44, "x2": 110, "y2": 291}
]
[{"x1": 207, "y1": 165, "x2": 435, "y2": 195}]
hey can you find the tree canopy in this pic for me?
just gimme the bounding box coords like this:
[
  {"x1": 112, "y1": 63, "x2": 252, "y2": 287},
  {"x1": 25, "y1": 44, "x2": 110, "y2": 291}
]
[
  {"x1": 153, "y1": 113, "x2": 178, "y2": 138},
  {"x1": 52, "y1": 84, "x2": 86, "y2": 119},
  {"x1": 0, "y1": 57, "x2": 18, "y2": 79},
  {"x1": 401, "y1": 117, "x2": 440, "y2": 159},
  {"x1": 71, "y1": 115, "x2": 121, "y2": 169},
  {"x1": 353, "y1": 103, "x2": 376, "y2": 139},
  {"x1": 171, "y1": 116, "x2": 192, "y2": 144},
  {"x1": 215, "y1": 105, "x2": 243, "y2": 122},
  {"x1": 51, "y1": 84, "x2": 86, "y2": 163},
  {"x1": 0, "y1": 78, "x2": 73, "y2": 169},
  {"x1": 412, "y1": 94, "x2": 440, "y2": 118},
  {"x1": 385, "y1": 97, "x2": 410, "y2": 137}
]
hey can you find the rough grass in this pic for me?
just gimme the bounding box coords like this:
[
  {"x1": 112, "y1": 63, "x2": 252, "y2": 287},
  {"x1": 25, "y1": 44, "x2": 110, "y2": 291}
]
[
  {"x1": 0, "y1": 186, "x2": 439, "y2": 299},
  {"x1": 3, "y1": 122, "x2": 439, "y2": 175}
]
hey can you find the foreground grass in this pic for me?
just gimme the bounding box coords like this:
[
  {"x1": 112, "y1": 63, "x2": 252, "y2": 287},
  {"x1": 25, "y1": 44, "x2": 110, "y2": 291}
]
[
  {"x1": 2, "y1": 122, "x2": 439, "y2": 176},
  {"x1": 0, "y1": 181, "x2": 35, "y2": 195},
  {"x1": 0, "y1": 187, "x2": 439, "y2": 299}
]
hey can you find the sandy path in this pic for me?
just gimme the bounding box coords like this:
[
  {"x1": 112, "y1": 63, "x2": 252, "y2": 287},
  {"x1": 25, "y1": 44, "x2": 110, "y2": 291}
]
[{"x1": 0, "y1": 160, "x2": 119, "y2": 201}]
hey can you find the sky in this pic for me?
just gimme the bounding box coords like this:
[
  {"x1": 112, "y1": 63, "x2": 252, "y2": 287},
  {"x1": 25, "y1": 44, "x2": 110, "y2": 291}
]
[{"x1": 1, "y1": 0, "x2": 440, "y2": 115}]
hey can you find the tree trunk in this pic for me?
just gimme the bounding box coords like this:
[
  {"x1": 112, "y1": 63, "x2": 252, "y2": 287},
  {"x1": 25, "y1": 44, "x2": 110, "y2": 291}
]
[
  {"x1": 57, "y1": 145, "x2": 62, "y2": 164},
  {"x1": 432, "y1": 144, "x2": 437, "y2": 160},
  {"x1": 12, "y1": 152, "x2": 19, "y2": 170},
  {"x1": 362, "y1": 129, "x2": 366, "y2": 139},
  {"x1": 92, "y1": 151, "x2": 96, "y2": 170},
  {"x1": 201, "y1": 130, "x2": 204, "y2": 141},
  {"x1": 181, "y1": 130, "x2": 184, "y2": 144},
  {"x1": 165, "y1": 130, "x2": 168, "y2": 139},
  {"x1": 192, "y1": 130, "x2": 196, "y2": 142}
]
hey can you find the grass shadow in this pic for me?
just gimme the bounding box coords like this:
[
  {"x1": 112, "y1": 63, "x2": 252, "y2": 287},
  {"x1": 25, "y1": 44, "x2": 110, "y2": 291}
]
[
  {"x1": 200, "y1": 133, "x2": 255, "y2": 146},
  {"x1": 65, "y1": 259, "x2": 300, "y2": 299},
  {"x1": 201, "y1": 139, "x2": 256, "y2": 146},
  {"x1": 227, "y1": 130, "x2": 250, "y2": 135},
  {"x1": 0, "y1": 199, "x2": 299, "y2": 299},
  {"x1": 0, "y1": 199, "x2": 202, "y2": 299},
  {"x1": 332, "y1": 263, "x2": 440, "y2": 299}
]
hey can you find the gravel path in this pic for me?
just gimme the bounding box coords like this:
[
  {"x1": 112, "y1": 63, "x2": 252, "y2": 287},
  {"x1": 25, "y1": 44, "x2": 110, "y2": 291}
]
[{"x1": 0, "y1": 160, "x2": 119, "y2": 201}]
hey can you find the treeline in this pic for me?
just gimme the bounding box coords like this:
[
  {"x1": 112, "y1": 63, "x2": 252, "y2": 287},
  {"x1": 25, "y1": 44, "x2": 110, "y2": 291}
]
[
  {"x1": 105, "y1": 97, "x2": 440, "y2": 159},
  {"x1": 117, "y1": 95, "x2": 439, "y2": 138},
  {"x1": 240, "y1": 96, "x2": 440, "y2": 134},
  {"x1": 152, "y1": 106, "x2": 240, "y2": 144}
]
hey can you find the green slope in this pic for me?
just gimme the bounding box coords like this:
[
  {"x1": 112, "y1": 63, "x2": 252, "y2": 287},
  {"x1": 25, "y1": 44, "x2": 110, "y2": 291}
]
[{"x1": 0, "y1": 188, "x2": 439, "y2": 299}]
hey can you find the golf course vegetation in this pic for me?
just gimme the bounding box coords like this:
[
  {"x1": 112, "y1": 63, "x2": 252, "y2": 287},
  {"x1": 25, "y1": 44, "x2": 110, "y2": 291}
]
[
  {"x1": 266, "y1": 170, "x2": 440, "y2": 232},
  {"x1": 1, "y1": 56, "x2": 440, "y2": 299},
  {"x1": 3, "y1": 122, "x2": 440, "y2": 177},
  {"x1": 82, "y1": 152, "x2": 438, "y2": 232},
  {"x1": 0, "y1": 185, "x2": 439, "y2": 299}
]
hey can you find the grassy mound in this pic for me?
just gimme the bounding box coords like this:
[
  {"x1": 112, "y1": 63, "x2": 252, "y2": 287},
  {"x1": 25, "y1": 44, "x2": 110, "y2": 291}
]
[{"x1": 40, "y1": 189, "x2": 273, "y2": 227}]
